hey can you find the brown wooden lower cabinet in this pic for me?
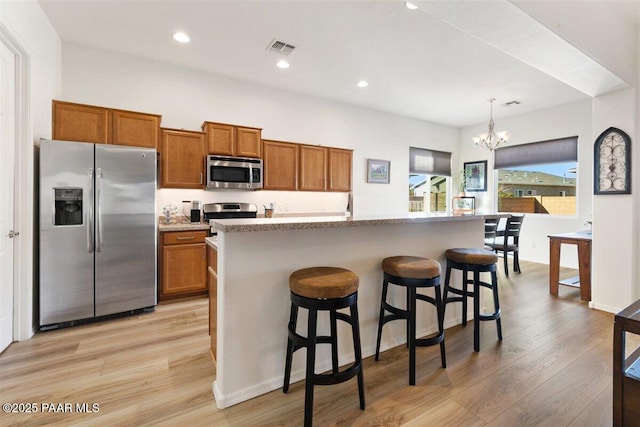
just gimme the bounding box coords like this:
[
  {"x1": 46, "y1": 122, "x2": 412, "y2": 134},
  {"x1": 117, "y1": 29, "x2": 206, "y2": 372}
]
[
  {"x1": 159, "y1": 230, "x2": 208, "y2": 301},
  {"x1": 208, "y1": 244, "x2": 217, "y2": 362},
  {"x1": 614, "y1": 299, "x2": 640, "y2": 426}
]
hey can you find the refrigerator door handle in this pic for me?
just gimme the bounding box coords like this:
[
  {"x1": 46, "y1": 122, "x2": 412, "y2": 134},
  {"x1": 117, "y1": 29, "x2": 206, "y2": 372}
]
[
  {"x1": 87, "y1": 168, "x2": 94, "y2": 253},
  {"x1": 96, "y1": 167, "x2": 103, "y2": 253}
]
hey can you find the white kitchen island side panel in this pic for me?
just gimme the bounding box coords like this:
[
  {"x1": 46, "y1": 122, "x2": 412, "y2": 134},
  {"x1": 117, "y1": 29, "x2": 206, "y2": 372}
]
[{"x1": 213, "y1": 217, "x2": 483, "y2": 408}]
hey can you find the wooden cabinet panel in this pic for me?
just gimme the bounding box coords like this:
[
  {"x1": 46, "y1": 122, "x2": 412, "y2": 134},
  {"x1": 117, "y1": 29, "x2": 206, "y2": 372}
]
[
  {"x1": 328, "y1": 148, "x2": 353, "y2": 192},
  {"x1": 160, "y1": 128, "x2": 205, "y2": 188},
  {"x1": 159, "y1": 230, "x2": 209, "y2": 301},
  {"x1": 208, "y1": 245, "x2": 217, "y2": 361},
  {"x1": 202, "y1": 121, "x2": 262, "y2": 158},
  {"x1": 236, "y1": 127, "x2": 262, "y2": 158},
  {"x1": 203, "y1": 122, "x2": 235, "y2": 156},
  {"x1": 53, "y1": 100, "x2": 162, "y2": 149},
  {"x1": 162, "y1": 230, "x2": 207, "y2": 245},
  {"x1": 161, "y1": 243, "x2": 207, "y2": 297},
  {"x1": 112, "y1": 110, "x2": 160, "y2": 149},
  {"x1": 53, "y1": 100, "x2": 110, "y2": 144},
  {"x1": 263, "y1": 140, "x2": 299, "y2": 191},
  {"x1": 299, "y1": 145, "x2": 327, "y2": 191}
]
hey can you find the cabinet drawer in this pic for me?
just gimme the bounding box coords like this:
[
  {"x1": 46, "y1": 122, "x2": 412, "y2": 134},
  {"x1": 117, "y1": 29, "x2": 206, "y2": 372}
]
[{"x1": 162, "y1": 230, "x2": 208, "y2": 245}]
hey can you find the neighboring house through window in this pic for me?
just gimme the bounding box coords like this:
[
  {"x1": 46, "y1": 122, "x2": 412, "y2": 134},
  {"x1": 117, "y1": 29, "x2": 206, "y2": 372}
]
[{"x1": 495, "y1": 136, "x2": 578, "y2": 215}]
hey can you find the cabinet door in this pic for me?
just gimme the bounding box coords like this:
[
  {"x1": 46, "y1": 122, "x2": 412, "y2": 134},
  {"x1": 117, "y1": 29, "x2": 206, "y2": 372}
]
[
  {"x1": 112, "y1": 110, "x2": 160, "y2": 149},
  {"x1": 328, "y1": 148, "x2": 353, "y2": 192},
  {"x1": 160, "y1": 128, "x2": 205, "y2": 188},
  {"x1": 53, "y1": 100, "x2": 110, "y2": 144},
  {"x1": 299, "y1": 145, "x2": 327, "y2": 191},
  {"x1": 263, "y1": 140, "x2": 299, "y2": 190},
  {"x1": 203, "y1": 122, "x2": 234, "y2": 156},
  {"x1": 162, "y1": 243, "x2": 207, "y2": 297},
  {"x1": 235, "y1": 127, "x2": 262, "y2": 158},
  {"x1": 208, "y1": 245, "x2": 217, "y2": 358}
]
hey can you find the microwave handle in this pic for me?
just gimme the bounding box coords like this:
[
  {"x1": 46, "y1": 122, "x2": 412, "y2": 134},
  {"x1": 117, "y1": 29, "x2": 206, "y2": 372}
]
[{"x1": 249, "y1": 164, "x2": 253, "y2": 188}]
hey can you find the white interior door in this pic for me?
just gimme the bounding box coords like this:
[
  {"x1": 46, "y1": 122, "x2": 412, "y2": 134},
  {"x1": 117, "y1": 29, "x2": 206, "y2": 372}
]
[{"x1": 0, "y1": 39, "x2": 16, "y2": 352}]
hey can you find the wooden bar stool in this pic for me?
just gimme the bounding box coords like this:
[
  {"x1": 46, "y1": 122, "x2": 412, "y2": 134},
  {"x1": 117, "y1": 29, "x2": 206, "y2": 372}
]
[
  {"x1": 375, "y1": 256, "x2": 446, "y2": 385},
  {"x1": 443, "y1": 248, "x2": 502, "y2": 352},
  {"x1": 282, "y1": 266, "x2": 365, "y2": 427}
]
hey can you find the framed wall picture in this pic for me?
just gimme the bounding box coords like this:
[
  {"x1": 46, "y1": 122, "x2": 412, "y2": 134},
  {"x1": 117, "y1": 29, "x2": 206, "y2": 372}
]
[
  {"x1": 464, "y1": 160, "x2": 487, "y2": 192},
  {"x1": 594, "y1": 127, "x2": 631, "y2": 195},
  {"x1": 367, "y1": 159, "x2": 390, "y2": 184}
]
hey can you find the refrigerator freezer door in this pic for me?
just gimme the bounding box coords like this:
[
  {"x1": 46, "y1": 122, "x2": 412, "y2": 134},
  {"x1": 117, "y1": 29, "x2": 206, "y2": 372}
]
[
  {"x1": 95, "y1": 144, "x2": 157, "y2": 316},
  {"x1": 40, "y1": 139, "x2": 95, "y2": 325}
]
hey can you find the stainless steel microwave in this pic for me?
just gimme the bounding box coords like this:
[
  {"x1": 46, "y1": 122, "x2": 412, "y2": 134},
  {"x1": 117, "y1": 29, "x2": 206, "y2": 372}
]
[{"x1": 205, "y1": 155, "x2": 263, "y2": 190}]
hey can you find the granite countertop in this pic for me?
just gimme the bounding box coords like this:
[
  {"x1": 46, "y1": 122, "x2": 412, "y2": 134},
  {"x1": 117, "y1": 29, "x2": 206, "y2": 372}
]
[
  {"x1": 158, "y1": 217, "x2": 211, "y2": 232},
  {"x1": 210, "y1": 213, "x2": 499, "y2": 233}
]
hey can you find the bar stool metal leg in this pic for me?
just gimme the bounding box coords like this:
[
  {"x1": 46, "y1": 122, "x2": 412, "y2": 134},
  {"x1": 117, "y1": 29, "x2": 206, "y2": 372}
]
[
  {"x1": 304, "y1": 308, "x2": 318, "y2": 427},
  {"x1": 350, "y1": 303, "x2": 366, "y2": 410},
  {"x1": 283, "y1": 303, "x2": 298, "y2": 393}
]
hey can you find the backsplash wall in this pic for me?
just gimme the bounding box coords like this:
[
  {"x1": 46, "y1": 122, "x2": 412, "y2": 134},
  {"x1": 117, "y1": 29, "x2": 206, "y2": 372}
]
[{"x1": 157, "y1": 188, "x2": 349, "y2": 218}]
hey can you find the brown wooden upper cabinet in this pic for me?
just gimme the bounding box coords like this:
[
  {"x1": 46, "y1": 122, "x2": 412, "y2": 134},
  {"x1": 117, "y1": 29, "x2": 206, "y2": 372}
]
[
  {"x1": 202, "y1": 121, "x2": 262, "y2": 158},
  {"x1": 262, "y1": 140, "x2": 299, "y2": 191},
  {"x1": 52, "y1": 100, "x2": 161, "y2": 149},
  {"x1": 328, "y1": 148, "x2": 353, "y2": 192},
  {"x1": 160, "y1": 128, "x2": 205, "y2": 189},
  {"x1": 299, "y1": 145, "x2": 327, "y2": 191}
]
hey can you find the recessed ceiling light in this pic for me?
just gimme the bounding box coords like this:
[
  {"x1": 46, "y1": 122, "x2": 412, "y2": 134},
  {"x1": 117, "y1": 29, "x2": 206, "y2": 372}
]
[
  {"x1": 173, "y1": 32, "x2": 190, "y2": 43},
  {"x1": 357, "y1": 80, "x2": 369, "y2": 88},
  {"x1": 276, "y1": 59, "x2": 290, "y2": 69},
  {"x1": 405, "y1": 1, "x2": 419, "y2": 10}
]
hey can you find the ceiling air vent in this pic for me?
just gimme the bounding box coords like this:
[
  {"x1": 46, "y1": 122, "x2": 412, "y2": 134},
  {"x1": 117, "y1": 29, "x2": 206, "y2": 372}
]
[
  {"x1": 503, "y1": 100, "x2": 522, "y2": 107},
  {"x1": 267, "y1": 38, "x2": 296, "y2": 56}
]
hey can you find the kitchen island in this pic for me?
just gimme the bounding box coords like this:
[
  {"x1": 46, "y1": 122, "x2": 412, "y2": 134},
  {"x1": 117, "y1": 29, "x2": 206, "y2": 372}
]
[{"x1": 209, "y1": 213, "x2": 490, "y2": 409}]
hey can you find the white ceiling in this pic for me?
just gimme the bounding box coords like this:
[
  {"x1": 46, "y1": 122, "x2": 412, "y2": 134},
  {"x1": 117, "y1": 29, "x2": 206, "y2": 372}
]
[{"x1": 38, "y1": 0, "x2": 637, "y2": 128}]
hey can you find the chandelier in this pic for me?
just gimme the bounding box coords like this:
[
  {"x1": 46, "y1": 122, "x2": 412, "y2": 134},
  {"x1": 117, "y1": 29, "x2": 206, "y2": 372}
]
[{"x1": 472, "y1": 98, "x2": 509, "y2": 151}]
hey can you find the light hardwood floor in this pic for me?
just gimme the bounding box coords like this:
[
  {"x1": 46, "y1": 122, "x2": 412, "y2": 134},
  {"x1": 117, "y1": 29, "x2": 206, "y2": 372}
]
[{"x1": 0, "y1": 260, "x2": 620, "y2": 426}]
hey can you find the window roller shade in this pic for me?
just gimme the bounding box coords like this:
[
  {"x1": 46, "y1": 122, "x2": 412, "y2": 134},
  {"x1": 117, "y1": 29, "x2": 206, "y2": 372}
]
[
  {"x1": 494, "y1": 136, "x2": 578, "y2": 169},
  {"x1": 410, "y1": 147, "x2": 452, "y2": 176}
]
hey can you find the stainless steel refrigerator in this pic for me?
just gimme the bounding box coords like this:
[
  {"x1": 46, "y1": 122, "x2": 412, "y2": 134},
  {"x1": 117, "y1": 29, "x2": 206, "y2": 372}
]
[{"x1": 39, "y1": 139, "x2": 157, "y2": 328}]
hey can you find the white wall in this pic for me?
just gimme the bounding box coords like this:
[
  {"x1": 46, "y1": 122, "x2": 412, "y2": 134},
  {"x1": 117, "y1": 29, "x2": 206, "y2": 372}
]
[
  {"x1": 591, "y1": 88, "x2": 637, "y2": 312},
  {"x1": 459, "y1": 99, "x2": 593, "y2": 268},
  {"x1": 61, "y1": 43, "x2": 459, "y2": 217},
  {"x1": 0, "y1": 0, "x2": 62, "y2": 338}
]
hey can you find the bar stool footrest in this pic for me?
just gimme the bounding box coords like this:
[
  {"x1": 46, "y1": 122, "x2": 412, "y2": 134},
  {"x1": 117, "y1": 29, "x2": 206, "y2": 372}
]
[
  {"x1": 314, "y1": 362, "x2": 362, "y2": 385},
  {"x1": 415, "y1": 333, "x2": 445, "y2": 347}
]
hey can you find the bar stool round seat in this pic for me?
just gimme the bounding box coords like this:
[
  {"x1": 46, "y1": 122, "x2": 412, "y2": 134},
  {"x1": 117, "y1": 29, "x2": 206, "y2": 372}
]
[
  {"x1": 289, "y1": 266, "x2": 359, "y2": 299},
  {"x1": 375, "y1": 256, "x2": 446, "y2": 386},
  {"x1": 283, "y1": 266, "x2": 365, "y2": 427},
  {"x1": 443, "y1": 248, "x2": 502, "y2": 352}
]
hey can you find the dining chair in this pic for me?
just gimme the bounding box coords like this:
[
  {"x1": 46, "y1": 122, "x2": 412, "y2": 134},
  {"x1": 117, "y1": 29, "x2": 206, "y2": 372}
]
[
  {"x1": 484, "y1": 217, "x2": 499, "y2": 250},
  {"x1": 488, "y1": 214, "x2": 525, "y2": 277}
]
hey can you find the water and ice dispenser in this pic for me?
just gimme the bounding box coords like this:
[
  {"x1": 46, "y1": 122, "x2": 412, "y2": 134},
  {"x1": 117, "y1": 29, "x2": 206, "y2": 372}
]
[{"x1": 53, "y1": 188, "x2": 83, "y2": 226}]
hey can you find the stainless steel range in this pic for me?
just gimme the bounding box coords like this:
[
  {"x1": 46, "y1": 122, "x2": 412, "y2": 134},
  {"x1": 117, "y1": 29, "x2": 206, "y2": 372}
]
[{"x1": 204, "y1": 202, "x2": 258, "y2": 233}]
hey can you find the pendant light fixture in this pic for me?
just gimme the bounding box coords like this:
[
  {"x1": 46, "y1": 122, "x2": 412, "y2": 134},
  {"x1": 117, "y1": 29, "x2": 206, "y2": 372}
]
[{"x1": 472, "y1": 98, "x2": 509, "y2": 151}]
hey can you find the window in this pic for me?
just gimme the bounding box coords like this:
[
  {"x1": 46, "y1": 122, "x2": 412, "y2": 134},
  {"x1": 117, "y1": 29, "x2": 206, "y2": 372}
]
[
  {"x1": 495, "y1": 137, "x2": 578, "y2": 215},
  {"x1": 409, "y1": 175, "x2": 448, "y2": 213},
  {"x1": 409, "y1": 147, "x2": 451, "y2": 213}
]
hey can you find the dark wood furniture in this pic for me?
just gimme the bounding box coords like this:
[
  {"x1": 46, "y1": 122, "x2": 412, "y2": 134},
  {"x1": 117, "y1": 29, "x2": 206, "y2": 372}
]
[
  {"x1": 443, "y1": 248, "x2": 502, "y2": 352},
  {"x1": 375, "y1": 256, "x2": 445, "y2": 385},
  {"x1": 613, "y1": 299, "x2": 640, "y2": 426},
  {"x1": 488, "y1": 214, "x2": 524, "y2": 276},
  {"x1": 283, "y1": 266, "x2": 365, "y2": 427},
  {"x1": 548, "y1": 231, "x2": 591, "y2": 301}
]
